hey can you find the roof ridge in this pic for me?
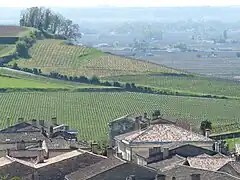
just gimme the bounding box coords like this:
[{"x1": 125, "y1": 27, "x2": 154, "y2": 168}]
[
  {"x1": 176, "y1": 164, "x2": 240, "y2": 178},
  {"x1": 129, "y1": 125, "x2": 155, "y2": 143}
]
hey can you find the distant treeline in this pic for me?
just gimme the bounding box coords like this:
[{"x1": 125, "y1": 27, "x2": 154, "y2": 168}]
[
  {"x1": 20, "y1": 7, "x2": 80, "y2": 40},
  {"x1": 11, "y1": 63, "x2": 228, "y2": 100}
]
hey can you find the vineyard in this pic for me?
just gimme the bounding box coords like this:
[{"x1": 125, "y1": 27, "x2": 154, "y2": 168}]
[
  {"x1": 104, "y1": 74, "x2": 240, "y2": 98},
  {"x1": 0, "y1": 91, "x2": 239, "y2": 141},
  {"x1": 14, "y1": 39, "x2": 180, "y2": 77}
]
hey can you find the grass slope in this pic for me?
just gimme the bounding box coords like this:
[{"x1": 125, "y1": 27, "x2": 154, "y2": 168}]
[
  {"x1": 104, "y1": 74, "x2": 240, "y2": 98},
  {"x1": 12, "y1": 39, "x2": 180, "y2": 77},
  {"x1": 0, "y1": 26, "x2": 35, "y2": 37},
  {"x1": 0, "y1": 68, "x2": 104, "y2": 89},
  {"x1": 0, "y1": 91, "x2": 239, "y2": 141},
  {"x1": 0, "y1": 45, "x2": 16, "y2": 57}
]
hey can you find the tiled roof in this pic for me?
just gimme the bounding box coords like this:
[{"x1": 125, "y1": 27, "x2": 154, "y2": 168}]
[
  {"x1": 0, "y1": 131, "x2": 44, "y2": 143},
  {"x1": 164, "y1": 165, "x2": 240, "y2": 180},
  {"x1": 147, "y1": 155, "x2": 186, "y2": 172},
  {"x1": 186, "y1": 156, "x2": 234, "y2": 171},
  {"x1": 66, "y1": 157, "x2": 125, "y2": 180},
  {"x1": 124, "y1": 124, "x2": 214, "y2": 143},
  {"x1": 0, "y1": 122, "x2": 40, "y2": 133},
  {"x1": 218, "y1": 161, "x2": 240, "y2": 178}
]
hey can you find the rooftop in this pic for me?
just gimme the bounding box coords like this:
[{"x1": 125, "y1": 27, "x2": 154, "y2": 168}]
[
  {"x1": 0, "y1": 156, "x2": 14, "y2": 167},
  {"x1": 120, "y1": 124, "x2": 214, "y2": 144},
  {"x1": 147, "y1": 155, "x2": 186, "y2": 172},
  {"x1": 164, "y1": 165, "x2": 240, "y2": 180},
  {"x1": 66, "y1": 157, "x2": 125, "y2": 180},
  {"x1": 186, "y1": 155, "x2": 235, "y2": 171}
]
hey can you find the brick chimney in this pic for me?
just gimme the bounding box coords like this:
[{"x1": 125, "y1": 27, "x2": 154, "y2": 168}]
[
  {"x1": 155, "y1": 174, "x2": 166, "y2": 180},
  {"x1": 36, "y1": 149, "x2": 45, "y2": 164},
  {"x1": 191, "y1": 174, "x2": 201, "y2": 180}
]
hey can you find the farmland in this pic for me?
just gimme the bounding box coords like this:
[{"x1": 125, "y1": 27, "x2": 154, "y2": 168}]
[
  {"x1": 0, "y1": 25, "x2": 31, "y2": 37},
  {"x1": 103, "y1": 74, "x2": 240, "y2": 98},
  {"x1": 0, "y1": 91, "x2": 240, "y2": 141},
  {"x1": 12, "y1": 39, "x2": 181, "y2": 77},
  {"x1": 0, "y1": 68, "x2": 105, "y2": 90}
]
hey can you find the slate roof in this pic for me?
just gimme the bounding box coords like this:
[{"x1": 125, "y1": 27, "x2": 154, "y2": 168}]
[
  {"x1": 186, "y1": 156, "x2": 234, "y2": 171},
  {"x1": 66, "y1": 158, "x2": 157, "y2": 180},
  {"x1": 164, "y1": 165, "x2": 240, "y2": 180},
  {"x1": 147, "y1": 155, "x2": 186, "y2": 172},
  {"x1": 218, "y1": 161, "x2": 240, "y2": 178},
  {"x1": 121, "y1": 124, "x2": 214, "y2": 143},
  {"x1": 0, "y1": 122, "x2": 40, "y2": 133},
  {"x1": 66, "y1": 157, "x2": 125, "y2": 180}
]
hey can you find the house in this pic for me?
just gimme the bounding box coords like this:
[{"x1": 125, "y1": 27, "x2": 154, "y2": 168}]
[
  {"x1": 65, "y1": 155, "x2": 158, "y2": 180},
  {"x1": 0, "y1": 149, "x2": 106, "y2": 180},
  {"x1": 185, "y1": 153, "x2": 235, "y2": 171},
  {"x1": 162, "y1": 165, "x2": 240, "y2": 180},
  {"x1": 218, "y1": 161, "x2": 240, "y2": 178},
  {"x1": 132, "y1": 143, "x2": 218, "y2": 166},
  {"x1": 0, "y1": 118, "x2": 90, "y2": 157},
  {"x1": 114, "y1": 123, "x2": 215, "y2": 162},
  {"x1": 108, "y1": 112, "x2": 177, "y2": 147}
]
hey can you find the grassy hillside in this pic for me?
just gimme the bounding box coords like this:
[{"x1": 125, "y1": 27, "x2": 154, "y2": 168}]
[
  {"x1": 0, "y1": 91, "x2": 239, "y2": 141},
  {"x1": 103, "y1": 75, "x2": 240, "y2": 98},
  {"x1": 0, "y1": 26, "x2": 35, "y2": 37},
  {"x1": 0, "y1": 68, "x2": 104, "y2": 90},
  {"x1": 0, "y1": 45, "x2": 16, "y2": 57},
  {"x1": 12, "y1": 39, "x2": 181, "y2": 77}
]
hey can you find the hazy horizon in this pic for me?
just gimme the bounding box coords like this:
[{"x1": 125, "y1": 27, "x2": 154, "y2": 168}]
[{"x1": 1, "y1": 0, "x2": 240, "y2": 8}]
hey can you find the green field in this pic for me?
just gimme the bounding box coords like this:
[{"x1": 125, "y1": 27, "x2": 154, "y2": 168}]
[
  {"x1": 0, "y1": 68, "x2": 105, "y2": 90},
  {"x1": 103, "y1": 74, "x2": 240, "y2": 98},
  {"x1": 0, "y1": 91, "x2": 240, "y2": 141},
  {"x1": 0, "y1": 45, "x2": 16, "y2": 57},
  {"x1": 12, "y1": 39, "x2": 180, "y2": 77}
]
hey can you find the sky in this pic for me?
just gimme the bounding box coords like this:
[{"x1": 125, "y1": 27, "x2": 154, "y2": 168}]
[{"x1": 1, "y1": 0, "x2": 240, "y2": 8}]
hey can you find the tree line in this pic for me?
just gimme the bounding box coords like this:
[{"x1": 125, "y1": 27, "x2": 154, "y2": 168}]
[
  {"x1": 20, "y1": 7, "x2": 80, "y2": 40},
  {"x1": 10, "y1": 63, "x2": 228, "y2": 100}
]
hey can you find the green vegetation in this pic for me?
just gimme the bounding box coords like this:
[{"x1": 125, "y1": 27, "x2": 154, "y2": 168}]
[
  {"x1": 0, "y1": 91, "x2": 240, "y2": 140},
  {"x1": 103, "y1": 75, "x2": 240, "y2": 98},
  {"x1": 226, "y1": 138, "x2": 240, "y2": 151},
  {"x1": 11, "y1": 39, "x2": 178, "y2": 77},
  {"x1": 0, "y1": 45, "x2": 16, "y2": 57}
]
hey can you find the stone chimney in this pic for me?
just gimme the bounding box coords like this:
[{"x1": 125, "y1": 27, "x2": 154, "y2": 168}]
[
  {"x1": 155, "y1": 174, "x2": 166, "y2": 180},
  {"x1": 42, "y1": 140, "x2": 49, "y2": 159},
  {"x1": 64, "y1": 125, "x2": 69, "y2": 131},
  {"x1": 191, "y1": 174, "x2": 201, "y2": 180},
  {"x1": 162, "y1": 147, "x2": 169, "y2": 160},
  {"x1": 107, "y1": 147, "x2": 114, "y2": 158},
  {"x1": 135, "y1": 117, "x2": 141, "y2": 131},
  {"x1": 51, "y1": 117, "x2": 57, "y2": 125},
  {"x1": 7, "y1": 116, "x2": 10, "y2": 128},
  {"x1": 36, "y1": 149, "x2": 45, "y2": 164},
  {"x1": 70, "y1": 139, "x2": 78, "y2": 149},
  {"x1": 18, "y1": 117, "x2": 24, "y2": 124},
  {"x1": 49, "y1": 126, "x2": 53, "y2": 138},
  {"x1": 39, "y1": 120, "x2": 45, "y2": 127},
  {"x1": 144, "y1": 113, "x2": 147, "y2": 119},
  {"x1": 32, "y1": 119, "x2": 37, "y2": 126},
  {"x1": 91, "y1": 142, "x2": 98, "y2": 154},
  {"x1": 205, "y1": 129, "x2": 211, "y2": 138}
]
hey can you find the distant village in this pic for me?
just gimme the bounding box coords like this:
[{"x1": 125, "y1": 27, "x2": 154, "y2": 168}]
[{"x1": 0, "y1": 113, "x2": 240, "y2": 180}]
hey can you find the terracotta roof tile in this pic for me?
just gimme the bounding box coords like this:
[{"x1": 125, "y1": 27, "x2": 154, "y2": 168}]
[
  {"x1": 187, "y1": 156, "x2": 234, "y2": 171},
  {"x1": 124, "y1": 124, "x2": 214, "y2": 143}
]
